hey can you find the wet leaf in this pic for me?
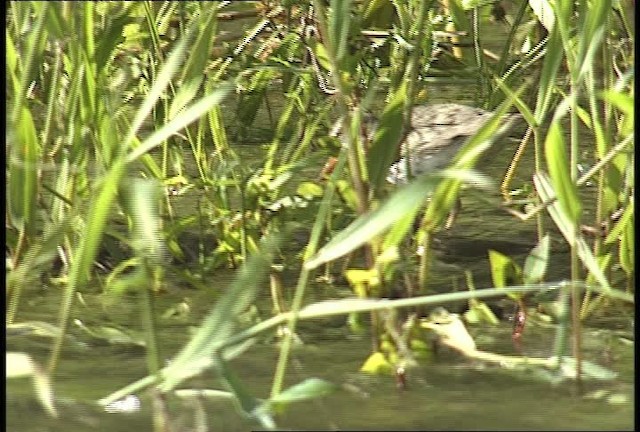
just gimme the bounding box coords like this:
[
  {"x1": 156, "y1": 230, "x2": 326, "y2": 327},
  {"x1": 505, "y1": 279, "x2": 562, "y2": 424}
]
[
  {"x1": 464, "y1": 301, "x2": 500, "y2": 325},
  {"x1": 7, "y1": 352, "x2": 57, "y2": 418},
  {"x1": 360, "y1": 351, "x2": 393, "y2": 375},
  {"x1": 488, "y1": 250, "x2": 523, "y2": 292},
  {"x1": 269, "y1": 378, "x2": 336, "y2": 405},
  {"x1": 523, "y1": 234, "x2": 550, "y2": 284}
]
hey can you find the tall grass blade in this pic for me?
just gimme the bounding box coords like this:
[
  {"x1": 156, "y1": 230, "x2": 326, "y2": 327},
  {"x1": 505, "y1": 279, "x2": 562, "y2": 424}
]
[
  {"x1": 423, "y1": 96, "x2": 520, "y2": 230},
  {"x1": 534, "y1": 25, "x2": 563, "y2": 121},
  {"x1": 123, "y1": 21, "x2": 195, "y2": 148},
  {"x1": 329, "y1": 0, "x2": 352, "y2": 62},
  {"x1": 367, "y1": 82, "x2": 407, "y2": 192},
  {"x1": 544, "y1": 120, "x2": 582, "y2": 224},
  {"x1": 533, "y1": 172, "x2": 612, "y2": 292},
  {"x1": 8, "y1": 108, "x2": 39, "y2": 234}
]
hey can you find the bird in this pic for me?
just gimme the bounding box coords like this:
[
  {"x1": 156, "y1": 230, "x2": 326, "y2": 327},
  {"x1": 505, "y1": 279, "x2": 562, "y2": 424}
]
[
  {"x1": 331, "y1": 103, "x2": 521, "y2": 184},
  {"x1": 386, "y1": 103, "x2": 521, "y2": 184}
]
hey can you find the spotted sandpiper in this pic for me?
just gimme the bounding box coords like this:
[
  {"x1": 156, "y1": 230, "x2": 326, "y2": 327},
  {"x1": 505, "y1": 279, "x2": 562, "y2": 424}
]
[
  {"x1": 387, "y1": 103, "x2": 520, "y2": 184},
  {"x1": 332, "y1": 103, "x2": 521, "y2": 184}
]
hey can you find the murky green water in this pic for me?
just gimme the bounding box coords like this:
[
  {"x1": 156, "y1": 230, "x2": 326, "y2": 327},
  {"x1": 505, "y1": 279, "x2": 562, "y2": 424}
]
[{"x1": 7, "y1": 264, "x2": 634, "y2": 431}]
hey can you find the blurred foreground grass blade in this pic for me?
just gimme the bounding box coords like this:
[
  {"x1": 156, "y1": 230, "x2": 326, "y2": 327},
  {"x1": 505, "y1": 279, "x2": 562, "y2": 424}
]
[
  {"x1": 123, "y1": 18, "x2": 195, "y2": 149},
  {"x1": 9, "y1": 2, "x2": 48, "y2": 123},
  {"x1": 6, "y1": 30, "x2": 20, "y2": 98},
  {"x1": 127, "y1": 83, "x2": 233, "y2": 163},
  {"x1": 93, "y1": 4, "x2": 136, "y2": 71},
  {"x1": 169, "y1": 4, "x2": 219, "y2": 120},
  {"x1": 124, "y1": 179, "x2": 166, "y2": 264},
  {"x1": 48, "y1": 161, "x2": 126, "y2": 374},
  {"x1": 179, "y1": 3, "x2": 218, "y2": 87},
  {"x1": 576, "y1": 0, "x2": 610, "y2": 81},
  {"x1": 533, "y1": 12, "x2": 564, "y2": 121},
  {"x1": 257, "y1": 377, "x2": 336, "y2": 420},
  {"x1": 329, "y1": 0, "x2": 352, "y2": 62},
  {"x1": 157, "y1": 233, "x2": 283, "y2": 392},
  {"x1": 8, "y1": 107, "x2": 39, "y2": 237},
  {"x1": 7, "y1": 352, "x2": 57, "y2": 418},
  {"x1": 216, "y1": 353, "x2": 276, "y2": 429},
  {"x1": 305, "y1": 174, "x2": 440, "y2": 270},
  {"x1": 423, "y1": 95, "x2": 520, "y2": 231}
]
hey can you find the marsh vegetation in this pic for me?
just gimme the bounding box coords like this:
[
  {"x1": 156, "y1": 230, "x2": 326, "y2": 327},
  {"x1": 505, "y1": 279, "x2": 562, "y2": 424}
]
[{"x1": 6, "y1": 1, "x2": 634, "y2": 430}]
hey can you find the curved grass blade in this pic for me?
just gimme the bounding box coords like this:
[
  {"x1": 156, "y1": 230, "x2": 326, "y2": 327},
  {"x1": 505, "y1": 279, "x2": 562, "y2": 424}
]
[
  {"x1": 305, "y1": 174, "x2": 440, "y2": 270},
  {"x1": 127, "y1": 83, "x2": 233, "y2": 163}
]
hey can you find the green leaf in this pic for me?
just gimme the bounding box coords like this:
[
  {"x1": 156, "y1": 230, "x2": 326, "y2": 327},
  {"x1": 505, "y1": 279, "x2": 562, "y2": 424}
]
[
  {"x1": 125, "y1": 179, "x2": 166, "y2": 262},
  {"x1": 312, "y1": 42, "x2": 332, "y2": 71},
  {"x1": 296, "y1": 182, "x2": 324, "y2": 199},
  {"x1": 329, "y1": 0, "x2": 352, "y2": 62},
  {"x1": 618, "y1": 212, "x2": 634, "y2": 276},
  {"x1": 94, "y1": 5, "x2": 135, "y2": 70},
  {"x1": 360, "y1": 351, "x2": 394, "y2": 375},
  {"x1": 269, "y1": 378, "x2": 337, "y2": 405},
  {"x1": 158, "y1": 234, "x2": 283, "y2": 392},
  {"x1": 464, "y1": 301, "x2": 500, "y2": 325},
  {"x1": 544, "y1": 121, "x2": 582, "y2": 224},
  {"x1": 123, "y1": 22, "x2": 197, "y2": 148},
  {"x1": 422, "y1": 97, "x2": 521, "y2": 230},
  {"x1": 534, "y1": 23, "x2": 564, "y2": 120},
  {"x1": 523, "y1": 235, "x2": 550, "y2": 285},
  {"x1": 488, "y1": 250, "x2": 522, "y2": 289},
  {"x1": 601, "y1": 90, "x2": 634, "y2": 117},
  {"x1": 8, "y1": 107, "x2": 39, "y2": 233},
  {"x1": 168, "y1": 76, "x2": 203, "y2": 119},
  {"x1": 179, "y1": 5, "x2": 217, "y2": 85},
  {"x1": 127, "y1": 83, "x2": 233, "y2": 163}
]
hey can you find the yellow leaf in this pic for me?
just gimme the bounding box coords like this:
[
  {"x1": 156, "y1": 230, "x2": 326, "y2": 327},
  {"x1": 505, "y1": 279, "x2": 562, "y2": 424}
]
[{"x1": 360, "y1": 351, "x2": 393, "y2": 375}]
